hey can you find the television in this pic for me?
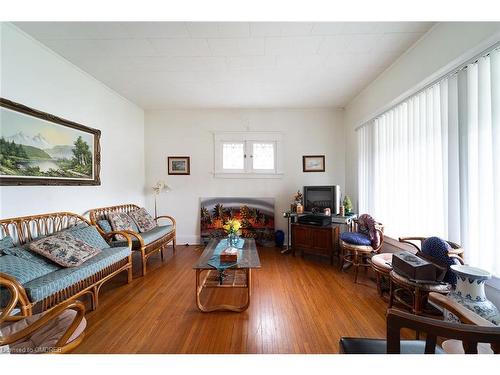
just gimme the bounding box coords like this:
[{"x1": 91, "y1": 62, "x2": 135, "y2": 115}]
[{"x1": 303, "y1": 185, "x2": 341, "y2": 214}]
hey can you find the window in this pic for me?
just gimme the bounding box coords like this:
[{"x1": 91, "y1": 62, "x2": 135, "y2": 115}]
[
  {"x1": 214, "y1": 132, "x2": 283, "y2": 178},
  {"x1": 357, "y1": 46, "x2": 500, "y2": 275},
  {"x1": 222, "y1": 142, "x2": 245, "y2": 170}
]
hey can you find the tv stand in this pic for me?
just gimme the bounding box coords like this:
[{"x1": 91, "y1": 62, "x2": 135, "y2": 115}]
[{"x1": 291, "y1": 223, "x2": 339, "y2": 265}]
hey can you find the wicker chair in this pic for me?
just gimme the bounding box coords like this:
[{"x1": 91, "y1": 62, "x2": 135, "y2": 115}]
[
  {"x1": 0, "y1": 297, "x2": 86, "y2": 354},
  {"x1": 340, "y1": 218, "x2": 384, "y2": 283},
  {"x1": 89, "y1": 204, "x2": 176, "y2": 276},
  {"x1": 340, "y1": 292, "x2": 500, "y2": 354},
  {"x1": 399, "y1": 236, "x2": 464, "y2": 260}
]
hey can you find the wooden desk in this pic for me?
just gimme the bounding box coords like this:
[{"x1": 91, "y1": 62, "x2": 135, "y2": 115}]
[{"x1": 291, "y1": 223, "x2": 339, "y2": 265}]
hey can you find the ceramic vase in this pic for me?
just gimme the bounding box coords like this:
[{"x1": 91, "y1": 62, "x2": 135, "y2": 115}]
[
  {"x1": 444, "y1": 265, "x2": 500, "y2": 325},
  {"x1": 227, "y1": 233, "x2": 239, "y2": 247}
]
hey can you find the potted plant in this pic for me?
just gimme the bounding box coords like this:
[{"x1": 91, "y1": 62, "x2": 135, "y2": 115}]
[{"x1": 343, "y1": 195, "x2": 353, "y2": 215}]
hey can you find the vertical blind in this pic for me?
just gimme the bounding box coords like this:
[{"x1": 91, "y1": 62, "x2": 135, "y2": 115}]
[{"x1": 357, "y1": 47, "x2": 500, "y2": 275}]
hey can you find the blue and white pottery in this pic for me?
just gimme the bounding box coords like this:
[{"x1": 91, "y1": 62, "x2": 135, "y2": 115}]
[{"x1": 443, "y1": 265, "x2": 500, "y2": 325}]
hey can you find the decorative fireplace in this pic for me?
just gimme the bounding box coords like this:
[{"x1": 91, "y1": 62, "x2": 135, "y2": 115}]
[{"x1": 303, "y1": 185, "x2": 341, "y2": 214}]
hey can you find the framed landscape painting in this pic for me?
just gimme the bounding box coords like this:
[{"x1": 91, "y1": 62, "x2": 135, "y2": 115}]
[
  {"x1": 0, "y1": 98, "x2": 101, "y2": 186},
  {"x1": 168, "y1": 156, "x2": 190, "y2": 175},
  {"x1": 302, "y1": 155, "x2": 325, "y2": 172}
]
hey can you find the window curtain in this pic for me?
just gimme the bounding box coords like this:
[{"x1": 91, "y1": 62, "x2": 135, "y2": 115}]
[{"x1": 357, "y1": 47, "x2": 500, "y2": 275}]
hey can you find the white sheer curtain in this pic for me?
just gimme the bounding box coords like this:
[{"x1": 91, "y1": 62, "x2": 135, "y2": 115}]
[
  {"x1": 450, "y1": 49, "x2": 500, "y2": 275},
  {"x1": 358, "y1": 84, "x2": 447, "y2": 239},
  {"x1": 358, "y1": 47, "x2": 500, "y2": 275}
]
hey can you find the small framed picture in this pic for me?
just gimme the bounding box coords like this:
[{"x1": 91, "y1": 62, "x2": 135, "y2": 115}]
[
  {"x1": 168, "y1": 156, "x2": 190, "y2": 175},
  {"x1": 302, "y1": 155, "x2": 325, "y2": 172}
]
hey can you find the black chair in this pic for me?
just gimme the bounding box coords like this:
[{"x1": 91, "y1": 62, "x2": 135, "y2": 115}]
[{"x1": 339, "y1": 292, "x2": 500, "y2": 354}]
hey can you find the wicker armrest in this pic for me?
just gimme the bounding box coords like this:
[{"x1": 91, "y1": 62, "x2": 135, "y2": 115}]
[
  {"x1": 155, "y1": 215, "x2": 176, "y2": 228},
  {"x1": 0, "y1": 273, "x2": 32, "y2": 323},
  {"x1": 101, "y1": 230, "x2": 140, "y2": 248}
]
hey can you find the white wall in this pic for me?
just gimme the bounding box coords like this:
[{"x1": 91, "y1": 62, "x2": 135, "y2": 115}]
[
  {"x1": 145, "y1": 109, "x2": 344, "y2": 244},
  {"x1": 0, "y1": 23, "x2": 145, "y2": 218},
  {"x1": 343, "y1": 22, "x2": 500, "y2": 307},
  {"x1": 344, "y1": 22, "x2": 500, "y2": 207}
]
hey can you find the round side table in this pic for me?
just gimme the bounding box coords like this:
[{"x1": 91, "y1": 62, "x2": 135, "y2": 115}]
[{"x1": 371, "y1": 253, "x2": 393, "y2": 297}]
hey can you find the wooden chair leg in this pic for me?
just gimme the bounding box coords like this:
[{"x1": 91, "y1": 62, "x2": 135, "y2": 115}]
[
  {"x1": 388, "y1": 279, "x2": 394, "y2": 308},
  {"x1": 160, "y1": 246, "x2": 164, "y2": 262},
  {"x1": 141, "y1": 249, "x2": 147, "y2": 276},
  {"x1": 127, "y1": 265, "x2": 133, "y2": 283},
  {"x1": 172, "y1": 238, "x2": 176, "y2": 254},
  {"x1": 354, "y1": 252, "x2": 359, "y2": 283},
  {"x1": 376, "y1": 272, "x2": 382, "y2": 296},
  {"x1": 414, "y1": 287, "x2": 422, "y2": 315},
  {"x1": 339, "y1": 246, "x2": 344, "y2": 271}
]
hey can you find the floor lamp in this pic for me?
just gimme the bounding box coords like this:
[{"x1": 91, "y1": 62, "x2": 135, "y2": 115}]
[{"x1": 152, "y1": 180, "x2": 171, "y2": 218}]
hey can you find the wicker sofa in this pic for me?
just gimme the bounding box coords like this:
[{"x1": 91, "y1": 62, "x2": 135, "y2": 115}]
[
  {"x1": 0, "y1": 212, "x2": 132, "y2": 317},
  {"x1": 89, "y1": 204, "x2": 176, "y2": 276}
]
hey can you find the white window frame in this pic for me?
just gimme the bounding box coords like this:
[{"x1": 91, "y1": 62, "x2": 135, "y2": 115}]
[{"x1": 214, "y1": 131, "x2": 284, "y2": 178}]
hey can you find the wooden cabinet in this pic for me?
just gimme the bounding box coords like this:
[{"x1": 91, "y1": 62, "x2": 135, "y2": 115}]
[{"x1": 291, "y1": 223, "x2": 339, "y2": 265}]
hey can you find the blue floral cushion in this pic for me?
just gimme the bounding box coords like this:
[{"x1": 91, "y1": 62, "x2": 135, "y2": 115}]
[
  {"x1": 422, "y1": 237, "x2": 458, "y2": 285},
  {"x1": 68, "y1": 225, "x2": 110, "y2": 249},
  {"x1": 340, "y1": 232, "x2": 372, "y2": 246},
  {"x1": 97, "y1": 220, "x2": 113, "y2": 233},
  {"x1": 0, "y1": 236, "x2": 15, "y2": 255}
]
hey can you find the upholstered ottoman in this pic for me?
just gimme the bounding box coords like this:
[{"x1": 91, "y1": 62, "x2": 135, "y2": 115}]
[{"x1": 371, "y1": 253, "x2": 393, "y2": 297}]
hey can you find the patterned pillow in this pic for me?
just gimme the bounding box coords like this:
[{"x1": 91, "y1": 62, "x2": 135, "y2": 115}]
[
  {"x1": 108, "y1": 212, "x2": 136, "y2": 240},
  {"x1": 128, "y1": 208, "x2": 157, "y2": 233},
  {"x1": 29, "y1": 232, "x2": 101, "y2": 268}
]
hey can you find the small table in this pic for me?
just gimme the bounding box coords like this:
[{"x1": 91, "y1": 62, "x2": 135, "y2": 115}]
[{"x1": 193, "y1": 238, "x2": 261, "y2": 313}]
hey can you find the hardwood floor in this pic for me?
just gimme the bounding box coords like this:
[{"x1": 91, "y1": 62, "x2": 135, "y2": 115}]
[{"x1": 74, "y1": 245, "x2": 390, "y2": 353}]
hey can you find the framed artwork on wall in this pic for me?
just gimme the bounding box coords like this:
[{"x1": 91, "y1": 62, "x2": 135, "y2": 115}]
[
  {"x1": 168, "y1": 156, "x2": 190, "y2": 175},
  {"x1": 302, "y1": 155, "x2": 325, "y2": 172},
  {"x1": 0, "y1": 98, "x2": 101, "y2": 186}
]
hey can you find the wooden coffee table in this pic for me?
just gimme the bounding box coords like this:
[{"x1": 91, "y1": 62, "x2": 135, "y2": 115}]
[{"x1": 193, "y1": 238, "x2": 260, "y2": 312}]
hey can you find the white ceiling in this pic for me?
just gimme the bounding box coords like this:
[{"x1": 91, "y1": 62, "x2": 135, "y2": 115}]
[{"x1": 14, "y1": 22, "x2": 434, "y2": 109}]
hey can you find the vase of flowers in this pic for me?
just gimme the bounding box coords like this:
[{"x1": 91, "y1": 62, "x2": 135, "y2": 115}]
[{"x1": 223, "y1": 219, "x2": 241, "y2": 247}]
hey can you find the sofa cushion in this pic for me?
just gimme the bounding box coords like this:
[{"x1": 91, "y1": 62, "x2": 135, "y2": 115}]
[
  {"x1": 67, "y1": 225, "x2": 110, "y2": 250},
  {"x1": 24, "y1": 246, "x2": 131, "y2": 303},
  {"x1": 108, "y1": 212, "x2": 138, "y2": 240},
  {"x1": 29, "y1": 233, "x2": 101, "y2": 268},
  {"x1": 111, "y1": 225, "x2": 174, "y2": 248},
  {"x1": 97, "y1": 220, "x2": 113, "y2": 233},
  {"x1": 0, "y1": 255, "x2": 55, "y2": 284},
  {"x1": 340, "y1": 232, "x2": 372, "y2": 246},
  {"x1": 128, "y1": 208, "x2": 157, "y2": 233},
  {"x1": 0, "y1": 236, "x2": 15, "y2": 255},
  {"x1": 2, "y1": 242, "x2": 60, "y2": 268}
]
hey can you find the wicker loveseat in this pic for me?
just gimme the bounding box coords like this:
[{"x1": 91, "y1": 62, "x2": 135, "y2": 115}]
[
  {"x1": 89, "y1": 204, "x2": 176, "y2": 276},
  {"x1": 0, "y1": 212, "x2": 132, "y2": 317}
]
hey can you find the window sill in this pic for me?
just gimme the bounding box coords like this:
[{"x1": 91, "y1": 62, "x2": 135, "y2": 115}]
[{"x1": 213, "y1": 173, "x2": 284, "y2": 179}]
